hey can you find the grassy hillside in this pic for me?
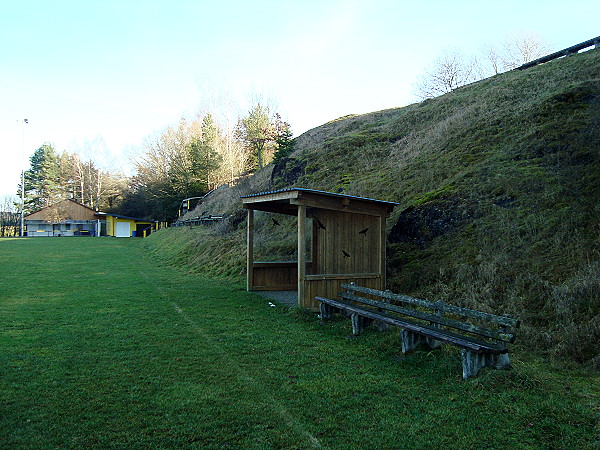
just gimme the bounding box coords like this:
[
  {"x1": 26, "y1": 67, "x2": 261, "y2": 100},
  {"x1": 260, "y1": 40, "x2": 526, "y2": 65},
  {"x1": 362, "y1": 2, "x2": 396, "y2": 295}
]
[{"x1": 149, "y1": 48, "x2": 600, "y2": 367}]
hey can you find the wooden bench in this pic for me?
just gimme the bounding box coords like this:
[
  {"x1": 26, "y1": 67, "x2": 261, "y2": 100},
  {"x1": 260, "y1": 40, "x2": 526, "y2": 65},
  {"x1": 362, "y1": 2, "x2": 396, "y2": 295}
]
[{"x1": 316, "y1": 283, "x2": 520, "y2": 379}]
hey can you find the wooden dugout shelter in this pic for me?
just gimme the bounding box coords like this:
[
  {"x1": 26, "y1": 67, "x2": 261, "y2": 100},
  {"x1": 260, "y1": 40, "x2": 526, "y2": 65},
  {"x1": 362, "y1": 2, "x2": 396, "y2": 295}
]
[{"x1": 242, "y1": 188, "x2": 398, "y2": 309}]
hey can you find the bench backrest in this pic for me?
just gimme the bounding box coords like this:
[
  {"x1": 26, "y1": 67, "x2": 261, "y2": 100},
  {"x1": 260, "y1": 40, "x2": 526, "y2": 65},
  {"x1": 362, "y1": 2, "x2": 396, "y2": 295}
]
[{"x1": 340, "y1": 283, "x2": 519, "y2": 344}]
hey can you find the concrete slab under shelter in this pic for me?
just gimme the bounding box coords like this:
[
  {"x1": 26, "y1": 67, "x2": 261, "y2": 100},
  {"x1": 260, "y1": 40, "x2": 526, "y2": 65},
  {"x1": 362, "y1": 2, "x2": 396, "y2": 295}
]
[{"x1": 255, "y1": 290, "x2": 299, "y2": 308}]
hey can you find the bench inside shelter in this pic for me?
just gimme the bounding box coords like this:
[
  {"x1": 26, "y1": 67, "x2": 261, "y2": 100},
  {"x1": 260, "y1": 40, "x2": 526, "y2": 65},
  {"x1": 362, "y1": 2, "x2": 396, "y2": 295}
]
[{"x1": 317, "y1": 283, "x2": 520, "y2": 379}]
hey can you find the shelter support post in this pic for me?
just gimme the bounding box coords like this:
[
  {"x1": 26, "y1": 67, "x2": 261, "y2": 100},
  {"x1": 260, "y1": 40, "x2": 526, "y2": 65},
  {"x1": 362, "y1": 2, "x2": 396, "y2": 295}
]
[
  {"x1": 297, "y1": 204, "x2": 306, "y2": 306},
  {"x1": 379, "y1": 215, "x2": 386, "y2": 286},
  {"x1": 246, "y1": 209, "x2": 254, "y2": 291}
]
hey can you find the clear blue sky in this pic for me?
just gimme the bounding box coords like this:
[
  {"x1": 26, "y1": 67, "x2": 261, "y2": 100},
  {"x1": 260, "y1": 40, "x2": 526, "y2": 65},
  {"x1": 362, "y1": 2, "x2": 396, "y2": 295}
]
[{"x1": 0, "y1": 0, "x2": 597, "y2": 198}]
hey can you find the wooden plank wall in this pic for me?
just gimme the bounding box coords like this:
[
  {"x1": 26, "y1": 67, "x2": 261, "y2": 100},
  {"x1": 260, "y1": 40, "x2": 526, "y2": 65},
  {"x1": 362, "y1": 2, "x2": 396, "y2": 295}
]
[
  {"x1": 252, "y1": 262, "x2": 297, "y2": 290},
  {"x1": 301, "y1": 208, "x2": 385, "y2": 309},
  {"x1": 311, "y1": 209, "x2": 381, "y2": 275},
  {"x1": 251, "y1": 262, "x2": 314, "y2": 291}
]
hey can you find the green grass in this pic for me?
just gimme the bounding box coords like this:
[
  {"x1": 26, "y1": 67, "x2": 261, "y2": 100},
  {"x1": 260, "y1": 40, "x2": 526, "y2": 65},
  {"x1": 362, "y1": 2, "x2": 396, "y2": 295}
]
[{"x1": 1, "y1": 237, "x2": 598, "y2": 448}]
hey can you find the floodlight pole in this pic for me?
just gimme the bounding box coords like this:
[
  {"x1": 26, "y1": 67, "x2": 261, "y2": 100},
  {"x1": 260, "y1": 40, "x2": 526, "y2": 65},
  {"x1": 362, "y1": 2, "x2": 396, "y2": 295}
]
[
  {"x1": 20, "y1": 170, "x2": 24, "y2": 237},
  {"x1": 20, "y1": 119, "x2": 28, "y2": 237}
]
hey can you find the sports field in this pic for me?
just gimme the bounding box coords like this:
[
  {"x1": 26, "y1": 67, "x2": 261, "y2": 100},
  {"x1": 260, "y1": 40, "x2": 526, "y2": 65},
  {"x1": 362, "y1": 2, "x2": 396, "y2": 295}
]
[{"x1": 1, "y1": 237, "x2": 597, "y2": 448}]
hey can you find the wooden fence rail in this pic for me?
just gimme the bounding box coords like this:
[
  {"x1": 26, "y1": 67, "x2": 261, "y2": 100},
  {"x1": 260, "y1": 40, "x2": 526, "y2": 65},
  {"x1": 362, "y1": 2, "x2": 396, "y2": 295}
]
[
  {"x1": 172, "y1": 215, "x2": 225, "y2": 227},
  {"x1": 517, "y1": 36, "x2": 600, "y2": 70}
]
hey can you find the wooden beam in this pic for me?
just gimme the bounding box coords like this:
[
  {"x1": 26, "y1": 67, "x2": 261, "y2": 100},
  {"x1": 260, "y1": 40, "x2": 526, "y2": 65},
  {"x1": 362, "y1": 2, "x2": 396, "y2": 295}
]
[
  {"x1": 251, "y1": 285, "x2": 297, "y2": 291},
  {"x1": 379, "y1": 215, "x2": 386, "y2": 287},
  {"x1": 297, "y1": 204, "x2": 306, "y2": 307},
  {"x1": 290, "y1": 196, "x2": 393, "y2": 217},
  {"x1": 243, "y1": 203, "x2": 298, "y2": 215},
  {"x1": 252, "y1": 261, "x2": 297, "y2": 268},
  {"x1": 241, "y1": 190, "x2": 300, "y2": 205},
  {"x1": 311, "y1": 219, "x2": 319, "y2": 275},
  {"x1": 246, "y1": 209, "x2": 254, "y2": 291},
  {"x1": 242, "y1": 189, "x2": 397, "y2": 217},
  {"x1": 305, "y1": 273, "x2": 381, "y2": 281}
]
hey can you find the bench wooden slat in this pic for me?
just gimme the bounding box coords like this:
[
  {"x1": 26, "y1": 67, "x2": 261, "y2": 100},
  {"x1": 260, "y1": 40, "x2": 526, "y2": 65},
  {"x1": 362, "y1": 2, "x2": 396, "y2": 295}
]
[
  {"x1": 317, "y1": 297, "x2": 504, "y2": 353},
  {"x1": 339, "y1": 292, "x2": 516, "y2": 343},
  {"x1": 341, "y1": 283, "x2": 519, "y2": 328}
]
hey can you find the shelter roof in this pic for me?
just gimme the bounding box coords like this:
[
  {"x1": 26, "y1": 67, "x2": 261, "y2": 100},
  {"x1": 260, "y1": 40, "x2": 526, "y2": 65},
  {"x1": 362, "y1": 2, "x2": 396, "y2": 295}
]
[{"x1": 241, "y1": 188, "x2": 398, "y2": 217}]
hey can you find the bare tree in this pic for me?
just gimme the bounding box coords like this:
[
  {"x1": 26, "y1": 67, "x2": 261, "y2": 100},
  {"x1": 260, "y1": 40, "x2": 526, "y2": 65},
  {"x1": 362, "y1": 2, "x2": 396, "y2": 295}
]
[
  {"x1": 504, "y1": 31, "x2": 549, "y2": 69},
  {"x1": 218, "y1": 123, "x2": 246, "y2": 184},
  {"x1": 483, "y1": 43, "x2": 503, "y2": 75},
  {"x1": 483, "y1": 32, "x2": 550, "y2": 73},
  {"x1": 73, "y1": 154, "x2": 86, "y2": 203},
  {"x1": 100, "y1": 172, "x2": 128, "y2": 211},
  {"x1": 86, "y1": 160, "x2": 101, "y2": 210},
  {"x1": 415, "y1": 50, "x2": 479, "y2": 99}
]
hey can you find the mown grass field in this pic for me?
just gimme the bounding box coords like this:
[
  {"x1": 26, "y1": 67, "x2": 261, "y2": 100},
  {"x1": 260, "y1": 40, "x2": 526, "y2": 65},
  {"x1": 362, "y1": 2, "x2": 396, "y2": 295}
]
[{"x1": 1, "y1": 237, "x2": 598, "y2": 448}]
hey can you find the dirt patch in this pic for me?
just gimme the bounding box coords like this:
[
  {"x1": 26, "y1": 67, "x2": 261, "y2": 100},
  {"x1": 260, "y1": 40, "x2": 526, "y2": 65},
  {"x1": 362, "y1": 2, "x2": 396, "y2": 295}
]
[{"x1": 389, "y1": 197, "x2": 479, "y2": 246}]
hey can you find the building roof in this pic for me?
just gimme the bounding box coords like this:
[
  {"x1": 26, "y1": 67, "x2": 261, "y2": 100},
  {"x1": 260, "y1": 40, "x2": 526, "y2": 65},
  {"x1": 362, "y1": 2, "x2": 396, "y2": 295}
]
[
  {"x1": 24, "y1": 199, "x2": 98, "y2": 221},
  {"x1": 25, "y1": 199, "x2": 156, "y2": 223},
  {"x1": 241, "y1": 188, "x2": 398, "y2": 217}
]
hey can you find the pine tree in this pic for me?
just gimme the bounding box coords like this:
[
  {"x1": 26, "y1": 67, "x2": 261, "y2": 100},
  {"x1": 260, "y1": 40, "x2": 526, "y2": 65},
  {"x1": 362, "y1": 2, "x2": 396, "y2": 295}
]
[
  {"x1": 273, "y1": 114, "x2": 294, "y2": 163},
  {"x1": 22, "y1": 144, "x2": 61, "y2": 212},
  {"x1": 188, "y1": 113, "x2": 222, "y2": 193},
  {"x1": 237, "y1": 103, "x2": 275, "y2": 171}
]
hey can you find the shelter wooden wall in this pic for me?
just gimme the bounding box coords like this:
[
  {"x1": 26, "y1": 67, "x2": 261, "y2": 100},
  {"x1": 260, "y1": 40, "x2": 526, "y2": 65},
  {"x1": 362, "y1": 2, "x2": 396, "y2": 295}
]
[
  {"x1": 300, "y1": 209, "x2": 386, "y2": 309},
  {"x1": 311, "y1": 210, "x2": 382, "y2": 275}
]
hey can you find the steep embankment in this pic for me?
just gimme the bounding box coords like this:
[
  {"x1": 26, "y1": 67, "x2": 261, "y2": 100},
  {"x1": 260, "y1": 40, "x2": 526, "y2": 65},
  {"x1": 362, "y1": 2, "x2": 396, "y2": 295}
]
[{"x1": 148, "y1": 48, "x2": 600, "y2": 366}]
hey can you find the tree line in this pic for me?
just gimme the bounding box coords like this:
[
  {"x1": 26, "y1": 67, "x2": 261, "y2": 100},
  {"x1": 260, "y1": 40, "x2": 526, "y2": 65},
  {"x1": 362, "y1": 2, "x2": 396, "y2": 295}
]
[
  {"x1": 0, "y1": 196, "x2": 20, "y2": 237},
  {"x1": 10, "y1": 102, "x2": 293, "y2": 224}
]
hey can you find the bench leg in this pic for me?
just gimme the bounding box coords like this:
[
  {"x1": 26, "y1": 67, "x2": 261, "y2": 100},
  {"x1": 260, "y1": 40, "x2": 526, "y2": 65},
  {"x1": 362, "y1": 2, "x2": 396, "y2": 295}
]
[
  {"x1": 400, "y1": 330, "x2": 425, "y2": 353},
  {"x1": 424, "y1": 336, "x2": 442, "y2": 350},
  {"x1": 400, "y1": 330, "x2": 441, "y2": 353},
  {"x1": 320, "y1": 302, "x2": 332, "y2": 320},
  {"x1": 351, "y1": 313, "x2": 373, "y2": 335},
  {"x1": 426, "y1": 323, "x2": 443, "y2": 349},
  {"x1": 461, "y1": 350, "x2": 512, "y2": 379},
  {"x1": 375, "y1": 320, "x2": 390, "y2": 331},
  {"x1": 493, "y1": 352, "x2": 511, "y2": 370}
]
